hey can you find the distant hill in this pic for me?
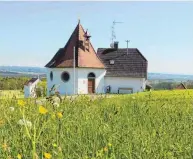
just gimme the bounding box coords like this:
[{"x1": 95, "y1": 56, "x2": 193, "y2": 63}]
[
  {"x1": 0, "y1": 66, "x2": 193, "y2": 81},
  {"x1": 0, "y1": 66, "x2": 46, "y2": 74},
  {"x1": 0, "y1": 66, "x2": 46, "y2": 78},
  {"x1": 148, "y1": 73, "x2": 193, "y2": 82}
]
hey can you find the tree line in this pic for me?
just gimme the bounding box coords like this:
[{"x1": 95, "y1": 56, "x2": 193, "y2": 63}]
[
  {"x1": 0, "y1": 77, "x2": 30, "y2": 90},
  {"x1": 151, "y1": 81, "x2": 193, "y2": 90},
  {"x1": 0, "y1": 77, "x2": 47, "y2": 90}
]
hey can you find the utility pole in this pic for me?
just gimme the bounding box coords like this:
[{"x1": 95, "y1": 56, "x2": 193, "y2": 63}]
[
  {"x1": 73, "y1": 46, "x2": 76, "y2": 94},
  {"x1": 125, "y1": 40, "x2": 130, "y2": 55}
]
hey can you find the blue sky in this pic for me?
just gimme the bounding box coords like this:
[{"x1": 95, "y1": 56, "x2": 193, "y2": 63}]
[{"x1": 0, "y1": 1, "x2": 193, "y2": 75}]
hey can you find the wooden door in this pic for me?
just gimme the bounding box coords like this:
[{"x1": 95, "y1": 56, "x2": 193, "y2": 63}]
[{"x1": 88, "y1": 79, "x2": 95, "y2": 94}]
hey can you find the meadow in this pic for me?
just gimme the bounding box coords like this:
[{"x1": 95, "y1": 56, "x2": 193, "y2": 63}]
[
  {"x1": 0, "y1": 90, "x2": 193, "y2": 159},
  {"x1": 0, "y1": 90, "x2": 24, "y2": 99}
]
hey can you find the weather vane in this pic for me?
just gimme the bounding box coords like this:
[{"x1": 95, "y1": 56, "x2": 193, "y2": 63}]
[{"x1": 78, "y1": 15, "x2": 80, "y2": 23}]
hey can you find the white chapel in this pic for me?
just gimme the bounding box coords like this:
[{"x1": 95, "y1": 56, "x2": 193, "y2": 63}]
[{"x1": 45, "y1": 21, "x2": 148, "y2": 95}]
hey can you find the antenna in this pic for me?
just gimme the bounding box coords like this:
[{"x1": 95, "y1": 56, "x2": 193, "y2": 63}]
[
  {"x1": 111, "y1": 20, "x2": 123, "y2": 44},
  {"x1": 125, "y1": 40, "x2": 130, "y2": 55}
]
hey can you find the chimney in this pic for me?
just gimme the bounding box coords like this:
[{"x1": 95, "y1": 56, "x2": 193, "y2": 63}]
[{"x1": 114, "y1": 41, "x2": 119, "y2": 50}]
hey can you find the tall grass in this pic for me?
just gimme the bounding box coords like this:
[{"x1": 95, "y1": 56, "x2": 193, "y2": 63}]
[
  {"x1": 0, "y1": 90, "x2": 24, "y2": 99},
  {"x1": 0, "y1": 90, "x2": 193, "y2": 158}
]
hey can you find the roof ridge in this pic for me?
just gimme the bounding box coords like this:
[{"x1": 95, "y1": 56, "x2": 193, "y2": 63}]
[
  {"x1": 45, "y1": 23, "x2": 80, "y2": 67},
  {"x1": 136, "y1": 49, "x2": 147, "y2": 62},
  {"x1": 98, "y1": 48, "x2": 138, "y2": 49},
  {"x1": 77, "y1": 22, "x2": 81, "y2": 67}
]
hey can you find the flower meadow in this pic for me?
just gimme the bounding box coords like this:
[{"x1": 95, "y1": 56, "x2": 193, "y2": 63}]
[{"x1": 0, "y1": 90, "x2": 193, "y2": 159}]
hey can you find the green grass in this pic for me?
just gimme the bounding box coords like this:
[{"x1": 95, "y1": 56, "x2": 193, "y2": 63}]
[
  {"x1": 0, "y1": 90, "x2": 24, "y2": 99},
  {"x1": 0, "y1": 90, "x2": 193, "y2": 158}
]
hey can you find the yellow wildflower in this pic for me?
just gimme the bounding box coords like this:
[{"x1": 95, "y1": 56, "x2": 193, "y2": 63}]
[
  {"x1": 39, "y1": 106, "x2": 48, "y2": 114},
  {"x1": 17, "y1": 154, "x2": 22, "y2": 159},
  {"x1": 18, "y1": 100, "x2": 26, "y2": 107},
  {"x1": 0, "y1": 119, "x2": 5, "y2": 127},
  {"x1": 57, "y1": 112, "x2": 63, "y2": 118},
  {"x1": 103, "y1": 146, "x2": 108, "y2": 152},
  {"x1": 108, "y1": 143, "x2": 112, "y2": 147},
  {"x1": 52, "y1": 143, "x2": 57, "y2": 147},
  {"x1": 2, "y1": 143, "x2": 8, "y2": 151},
  {"x1": 44, "y1": 152, "x2": 52, "y2": 159}
]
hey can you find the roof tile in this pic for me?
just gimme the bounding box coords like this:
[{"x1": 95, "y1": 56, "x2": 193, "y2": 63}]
[{"x1": 97, "y1": 48, "x2": 147, "y2": 78}]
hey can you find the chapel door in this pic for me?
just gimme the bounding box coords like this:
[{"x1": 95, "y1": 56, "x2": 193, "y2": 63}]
[{"x1": 88, "y1": 79, "x2": 95, "y2": 94}]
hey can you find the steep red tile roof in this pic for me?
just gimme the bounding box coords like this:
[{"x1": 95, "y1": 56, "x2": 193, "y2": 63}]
[{"x1": 45, "y1": 21, "x2": 105, "y2": 68}]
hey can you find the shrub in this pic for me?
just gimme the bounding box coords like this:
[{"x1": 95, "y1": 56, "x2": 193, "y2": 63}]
[{"x1": 35, "y1": 80, "x2": 47, "y2": 97}]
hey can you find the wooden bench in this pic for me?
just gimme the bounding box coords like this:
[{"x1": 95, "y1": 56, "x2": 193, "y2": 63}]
[{"x1": 118, "y1": 88, "x2": 133, "y2": 94}]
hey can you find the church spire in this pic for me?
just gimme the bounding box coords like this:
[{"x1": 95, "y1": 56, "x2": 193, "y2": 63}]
[
  {"x1": 45, "y1": 20, "x2": 105, "y2": 68},
  {"x1": 78, "y1": 16, "x2": 80, "y2": 24}
]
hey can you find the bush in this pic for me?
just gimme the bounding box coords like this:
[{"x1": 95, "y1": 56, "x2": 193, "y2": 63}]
[
  {"x1": 0, "y1": 77, "x2": 29, "y2": 90},
  {"x1": 35, "y1": 80, "x2": 47, "y2": 97}
]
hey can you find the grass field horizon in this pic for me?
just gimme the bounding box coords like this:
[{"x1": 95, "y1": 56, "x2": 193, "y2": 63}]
[{"x1": 0, "y1": 90, "x2": 193, "y2": 158}]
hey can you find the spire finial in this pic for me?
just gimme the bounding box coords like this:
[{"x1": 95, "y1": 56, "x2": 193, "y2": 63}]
[{"x1": 78, "y1": 16, "x2": 80, "y2": 24}]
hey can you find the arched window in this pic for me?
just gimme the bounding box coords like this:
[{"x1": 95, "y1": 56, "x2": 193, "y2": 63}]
[
  {"x1": 88, "y1": 72, "x2": 95, "y2": 78},
  {"x1": 50, "y1": 71, "x2": 53, "y2": 81},
  {"x1": 61, "y1": 71, "x2": 70, "y2": 82}
]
